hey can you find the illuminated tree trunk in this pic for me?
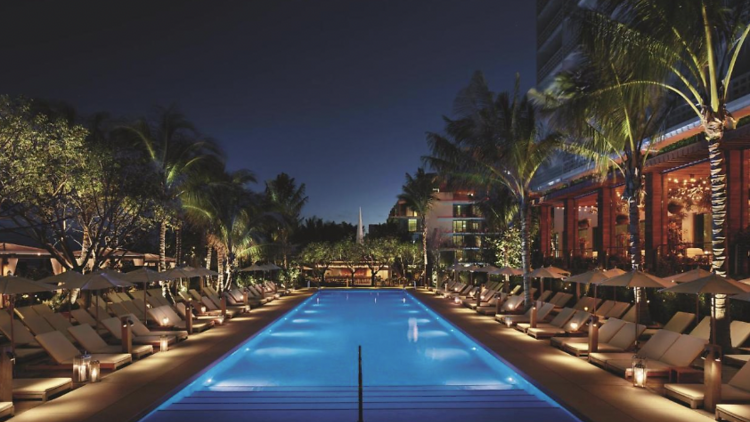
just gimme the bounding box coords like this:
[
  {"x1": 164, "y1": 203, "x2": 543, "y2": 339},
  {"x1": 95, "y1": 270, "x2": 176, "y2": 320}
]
[
  {"x1": 708, "y1": 127, "x2": 731, "y2": 349},
  {"x1": 175, "y1": 223, "x2": 182, "y2": 267},
  {"x1": 624, "y1": 163, "x2": 650, "y2": 325},
  {"x1": 421, "y1": 216, "x2": 428, "y2": 287},
  {"x1": 159, "y1": 220, "x2": 175, "y2": 304},
  {"x1": 217, "y1": 247, "x2": 226, "y2": 290},
  {"x1": 520, "y1": 198, "x2": 532, "y2": 311}
]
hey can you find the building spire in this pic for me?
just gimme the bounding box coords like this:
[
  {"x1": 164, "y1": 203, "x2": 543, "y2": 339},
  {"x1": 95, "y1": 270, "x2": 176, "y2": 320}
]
[{"x1": 357, "y1": 207, "x2": 364, "y2": 244}]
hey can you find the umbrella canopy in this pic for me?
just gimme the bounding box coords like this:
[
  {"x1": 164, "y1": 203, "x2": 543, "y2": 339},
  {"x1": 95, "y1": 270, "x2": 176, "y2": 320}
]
[
  {"x1": 490, "y1": 266, "x2": 523, "y2": 276},
  {"x1": 261, "y1": 263, "x2": 281, "y2": 271},
  {"x1": 38, "y1": 271, "x2": 86, "y2": 286},
  {"x1": 528, "y1": 267, "x2": 568, "y2": 279},
  {"x1": 660, "y1": 274, "x2": 750, "y2": 295},
  {"x1": 64, "y1": 270, "x2": 133, "y2": 291},
  {"x1": 120, "y1": 267, "x2": 163, "y2": 283},
  {"x1": 667, "y1": 268, "x2": 713, "y2": 283},
  {"x1": 472, "y1": 265, "x2": 499, "y2": 274},
  {"x1": 0, "y1": 275, "x2": 55, "y2": 295},
  {"x1": 599, "y1": 270, "x2": 670, "y2": 288},
  {"x1": 190, "y1": 267, "x2": 219, "y2": 277},
  {"x1": 566, "y1": 268, "x2": 609, "y2": 285},
  {"x1": 602, "y1": 268, "x2": 627, "y2": 278},
  {"x1": 459, "y1": 265, "x2": 482, "y2": 272},
  {"x1": 447, "y1": 263, "x2": 464, "y2": 271},
  {"x1": 240, "y1": 263, "x2": 267, "y2": 272},
  {"x1": 161, "y1": 266, "x2": 201, "y2": 280}
]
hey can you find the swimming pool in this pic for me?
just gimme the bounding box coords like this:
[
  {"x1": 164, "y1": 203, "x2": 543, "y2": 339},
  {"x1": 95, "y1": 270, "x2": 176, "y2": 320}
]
[{"x1": 142, "y1": 290, "x2": 582, "y2": 422}]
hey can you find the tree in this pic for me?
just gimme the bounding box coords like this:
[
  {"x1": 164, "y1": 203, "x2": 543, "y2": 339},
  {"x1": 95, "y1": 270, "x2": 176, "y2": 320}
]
[
  {"x1": 120, "y1": 106, "x2": 223, "y2": 272},
  {"x1": 425, "y1": 73, "x2": 561, "y2": 310},
  {"x1": 298, "y1": 242, "x2": 336, "y2": 286},
  {"x1": 397, "y1": 168, "x2": 437, "y2": 287},
  {"x1": 264, "y1": 173, "x2": 308, "y2": 269},
  {"x1": 577, "y1": 0, "x2": 750, "y2": 349},
  {"x1": 362, "y1": 238, "x2": 399, "y2": 285},
  {"x1": 293, "y1": 217, "x2": 356, "y2": 245},
  {"x1": 333, "y1": 239, "x2": 362, "y2": 287}
]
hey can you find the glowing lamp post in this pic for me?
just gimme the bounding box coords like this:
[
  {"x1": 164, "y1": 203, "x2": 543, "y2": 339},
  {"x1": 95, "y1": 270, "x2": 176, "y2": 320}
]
[
  {"x1": 631, "y1": 356, "x2": 647, "y2": 388},
  {"x1": 89, "y1": 360, "x2": 101, "y2": 383},
  {"x1": 160, "y1": 335, "x2": 169, "y2": 352}
]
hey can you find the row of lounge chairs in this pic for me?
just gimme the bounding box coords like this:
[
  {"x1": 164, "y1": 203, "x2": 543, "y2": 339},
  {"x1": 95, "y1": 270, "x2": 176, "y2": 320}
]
[{"x1": 0, "y1": 281, "x2": 288, "y2": 420}]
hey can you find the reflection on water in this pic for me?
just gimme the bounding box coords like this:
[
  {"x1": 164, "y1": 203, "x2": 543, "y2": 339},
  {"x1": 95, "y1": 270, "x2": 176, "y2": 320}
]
[{"x1": 407, "y1": 317, "x2": 419, "y2": 342}]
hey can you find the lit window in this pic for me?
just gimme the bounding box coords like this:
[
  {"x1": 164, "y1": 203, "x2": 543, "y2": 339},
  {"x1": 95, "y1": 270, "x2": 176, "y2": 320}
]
[{"x1": 408, "y1": 219, "x2": 417, "y2": 232}]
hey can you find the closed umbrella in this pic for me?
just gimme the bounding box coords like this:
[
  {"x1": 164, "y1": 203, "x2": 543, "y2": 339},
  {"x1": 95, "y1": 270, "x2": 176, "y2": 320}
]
[
  {"x1": 661, "y1": 273, "x2": 750, "y2": 345},
  {"x1": 600, "y1": 270, "x2": 670, "y2": 347},
  {"x1": 0, "y1": 276, "x2": 56, "y2": 352}
]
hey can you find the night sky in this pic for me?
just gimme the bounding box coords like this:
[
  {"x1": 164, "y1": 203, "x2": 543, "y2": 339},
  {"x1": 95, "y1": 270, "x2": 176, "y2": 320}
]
[{"x1": 0, "y1": 1, "x2": 536, "y2": 228}]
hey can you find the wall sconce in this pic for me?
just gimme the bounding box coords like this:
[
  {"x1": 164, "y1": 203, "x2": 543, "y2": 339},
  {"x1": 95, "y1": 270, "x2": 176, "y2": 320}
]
[
  {"x1": 160, "y1": 335, "x2": 169, "y2": 352},
  {"x1": 632, "y1": 355, "x2": 647, "y2": 388},
  {"x1": 89, "y1": 360, "x2": 101, "y2": 383},
  {"x1": 73, "y1": 353, "x2": 91, "y2": 383}
]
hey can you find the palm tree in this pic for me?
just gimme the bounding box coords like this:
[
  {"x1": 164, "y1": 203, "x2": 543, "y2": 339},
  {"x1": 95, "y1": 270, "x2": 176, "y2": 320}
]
[
  {"x1": 121, "y1": 106, "x2": 223, "y2": 273},
  {"x1": 577, "y1": 0, "x2": 750, "y2": 349},
  {"x1": 425, "y1": 73, "x2": 561, "y2": 309},
  {"x1": 534, "y1": 58, "x2": 672, "y2": 323},
  {"x1": 184, "y1": 169, "x2": 263, "y2": 291},
  {"x1": 264, "y1": 173, "x2": 308, "y2": 269},
  {"x1": 397, "y1": 168, "x2": 437, "y2": 287}
]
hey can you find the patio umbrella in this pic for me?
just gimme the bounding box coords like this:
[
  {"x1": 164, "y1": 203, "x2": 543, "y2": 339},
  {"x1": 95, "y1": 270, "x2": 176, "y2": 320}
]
[
  {"x1": 488, "y1": 267, "x2": 523, "y2": 293},
  {"x1": 0, "y1": 275, "x2": 56, "y2": 353},
  {"x1": 600, "y1": 270, "x2": 670, "y2": 347},
  {"x1": 603, "y1": 268, "x2": 627, "y2": 278},
  {"x1": 667, "y1": 268, "x2": 716, "y2": 324},
  {"x1": 121, "y1": 267, "x2": 164, "y2": 322},
  {"x1": 161, "y1": 266, "x2": 201, "y2": 280},
  {"x1": 239, "y1": 263, "x2": 266, "y2": 272},
  {"x1": 566, "y1": 268, "x2": 609, "y2": 299},
  {"x1": 261, "y1": 263, "x2": 281, "y2": 271},
  {"x1": 661, "y1": 273, "x2": 750, "y2": 345},
  {"x1": 528, "y1": 266, "x2": 568, "y2": 296},
  {"x1": 39, "y1": 271, "x2": 86, "y2": 323},
  {"x1": 64, "y1": 271, "x2": 134, "y2": 330}
]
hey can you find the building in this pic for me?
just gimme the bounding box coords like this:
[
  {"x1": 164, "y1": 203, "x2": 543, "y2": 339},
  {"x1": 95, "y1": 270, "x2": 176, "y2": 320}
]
[
  {"x1": 389, "y1": 185, "x2": 490, "y2": 266},
  {"x1": 532, "y1": 0, "x2": 750, "y2": 275}
]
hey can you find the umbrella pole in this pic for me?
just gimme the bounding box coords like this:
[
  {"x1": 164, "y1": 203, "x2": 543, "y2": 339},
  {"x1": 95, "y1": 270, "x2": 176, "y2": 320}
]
[
  {"x1": 68, "y1": 291, "x2": 72, "y2": 324},
  {"x1": 696, "y1": 295, "x2": 700, "y2": 326},
  {"x1": 711, "y1": 294, "x2": 716, "y2": 346},
  {"x1": 634, "y1": 287, "x2": 639, "y2": 350},
  {"x1": 144, "y1": 281, "x2": 148, "y2": 324},
  {"x1": 9, "y1": 296, "x2": 15, "y2": 354},
  {"x1": 96, "y1": 293, "x2": 100, "y2": 331}
]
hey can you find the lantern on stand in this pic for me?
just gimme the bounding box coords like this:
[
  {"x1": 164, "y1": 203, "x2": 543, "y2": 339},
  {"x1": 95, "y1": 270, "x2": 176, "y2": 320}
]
[
  {"x1": 89, "y1": 360, "x2": 101, "y2": 383},
  {"x1": 631, "y1": 355, "x2": 647, "y2": 388},
  {"x1": 160, "y1": 335, "x2": 169, "y2": 352},
  {"x1": 73, "y1": 352, "x2": 91, "y2": 383}
]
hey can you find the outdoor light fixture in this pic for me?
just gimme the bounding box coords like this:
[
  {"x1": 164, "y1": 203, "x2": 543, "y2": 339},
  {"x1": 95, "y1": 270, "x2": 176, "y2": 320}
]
[
  {"x1": 160, "y1": 335, "x2": 169, "y2": 352},
  {"x1": 217, "y1": 315, "x2": 225, "y2": 325},
  {"x1": 631, "y1": 356, "x2": 647, "y2": 388},
  {"x1": 89, "y1": 360, "x2": 101, "y2": 383},
  {"x1": 570, "y1": 322, "x2": 579, "y2": 332},
  {"x1": 162, "y1": 316, "x2": 169, "y2": 326},
  {"x1": 201, "y1": 306, "x2": 207, "y2": 313},
  {"x1": 73, "y1": 352, "x2": 91, "y2": 383},
  {"x1": 454, "y1": 297, "x2": 461, "y2": 304}
]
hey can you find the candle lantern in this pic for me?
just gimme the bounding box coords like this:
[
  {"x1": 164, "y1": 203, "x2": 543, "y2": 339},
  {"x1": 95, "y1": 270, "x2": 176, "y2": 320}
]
[
  {"x1": 631, "y1": 355, "x2": 647, "y2": 388},
  {"x1": 160, "y1": 335, "x2": 169, "y2": 352},
  {"x1": 200, "y1": 305, "x2": 207, "y2": 314},
  {"x1": 161, "y1": 316, "x2": 169, "y2": 326},
  {"x1": 73, "y1": 353, "x2": 92, "y2": 383},
  {"x1": 89, "y1": 360, "x2": 101, "y2": 383}
]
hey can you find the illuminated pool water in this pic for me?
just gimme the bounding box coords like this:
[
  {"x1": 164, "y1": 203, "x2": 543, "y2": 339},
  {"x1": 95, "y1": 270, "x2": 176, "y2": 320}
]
[{"x1": 142, "y1": 290, "x2": 581, "y2": 422}]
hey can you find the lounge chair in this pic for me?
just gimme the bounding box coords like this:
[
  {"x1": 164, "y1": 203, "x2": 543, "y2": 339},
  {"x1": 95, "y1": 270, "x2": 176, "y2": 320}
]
[
  {"x1": 13, "y1": 306, "x2": 37, "y2": 320},
  {"x1": 475, "y1": 295, "x2": 507, "y2": 316},
  {"x1": 619, "y1": 305, "x2": 637, "y2": 323},
  {"x1": 598, "y1": 333, "x2": 707, "y2": 378},
  {"x1": 537, "y1": 290, "x2": 553, "y2": 303},
  {"x1": 124, "y1": 313, "x2": 188, "y2": 341},
  {"x1": 549, "y1": 292, "x2": 573, "y2": 308},
  {"x1": 35, "y1": 331, "x2": 132, "y2": 370},
  {"x1": 100, "y1": 317, "x2": 178, "y2": 347},
  {"x1": 494, "y1": 295, "x2": 525, "y2": 315},
  {"x1": 499, "y1": 302, "x2": 555, "y2": 327},
  {"x1": 642, "y1": 311, "x2": 696, "y2": 337},
  {"x1": 31, "y1": 304, "x2": 53, "y2": 315},
  {"x1": 665, "y1": 358, "x2": 750, "y2": 409},
  {"x1": 594, "y1": 300, "x2": 617, "y2": 317},
  {"x1": 22, "y1": 315, "x2": 58, "y2": 337},
  {"x1": 572, "y1": 296, "x2": 601, "y2": 312},
  {"x1": 40, "y1": 312, "x2": 74, "y2": 336},
  {"x1": 0, "y1": 315, "x2": 46, "y2": 361},
  {"x1": 120, "y1": 300, "x2": 147, "y2": 321},
  {"x1": 551, "y1": 318, "x2": 625, "y2": 353},
  {"x1": 68, "y1": 323, "x2": 153, "y2": 359},
  {"x1": 690, "y1": 316, "x2": 711, "y2": 340},
  {"x1": 145, "y1": 306, "x2": 201, "y2": 334},
  {"x1": 0, "y1": 402, "x2": 12, "y2": 419},
  {"x1": 12, "y1": 378, "x2": 72, "y2": 401},
  {"x1": 518, "y1": 307, "x2": 575, "y2": 334},
  {"x1": 604, "y1": 302, "x2": 630, "y2": 319},
  {"x1": 717, "y1": 404, "x2": 750, "y2": 422},
  {"x1": 563, "y1": 320, "x2": 645, "y2": 356},
  {"x1": 588, "y1": 329, "x2": 681, "y2": 369}
]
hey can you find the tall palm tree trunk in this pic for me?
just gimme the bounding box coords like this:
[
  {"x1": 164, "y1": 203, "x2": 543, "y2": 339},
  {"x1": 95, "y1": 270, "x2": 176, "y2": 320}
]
[
  {"x1": 520, "y1": 199, "x2": 532, "y2": 310},
  {"x1": 708, "y1": 132, "x2": 731, "y2": 349},
  {"x1": 205, "y1": 244, "x2": 212, "y2": 270},
  {"x1": 625, "y1": 166, "x2": 650, "y2": 325},
  {"x1": 217, "y1": 247, "x2": 226, "y2": 290},
  {"x1": 158, "y1": 220, "x2": 175, "y2": 303},
  {"x1": 175, "y1": 223, "x2": 182, "y2": 267},
  {"x1": 422, "y1": 216, "x2": 428, "y2": 287}
]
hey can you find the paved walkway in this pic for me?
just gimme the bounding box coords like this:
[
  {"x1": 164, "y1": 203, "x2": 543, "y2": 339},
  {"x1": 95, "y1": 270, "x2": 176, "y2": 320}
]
[
  {"x1": 10, "y1": 290, "x2": 313, "y2": 422},
  {"x1": 414, "y1": 290, "x2": 715, "y2": 422}
]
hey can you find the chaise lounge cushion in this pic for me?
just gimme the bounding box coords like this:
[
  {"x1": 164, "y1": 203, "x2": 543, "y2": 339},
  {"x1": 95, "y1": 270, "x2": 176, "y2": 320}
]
[{"x1": 13, "y1": 378, "x2": 72, "y2": 401}]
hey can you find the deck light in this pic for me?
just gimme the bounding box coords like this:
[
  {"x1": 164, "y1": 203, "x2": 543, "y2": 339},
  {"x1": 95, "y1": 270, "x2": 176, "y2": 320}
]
[
  {"x1": 89, "y1": 360, "x2": 101, "y2": 383},
  {"x1": 160, "y1": 335, "x2": 169, "y2": 352},
  {"x1": 217, "y1": 315, "x2": 225, "y2": 325},
  {"x1": 631, "y1": 356, "x2": 647, "y2": 388}
]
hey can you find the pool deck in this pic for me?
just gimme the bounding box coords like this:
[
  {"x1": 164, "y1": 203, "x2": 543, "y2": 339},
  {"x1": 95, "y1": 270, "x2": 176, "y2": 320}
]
[
  {"x1": 9, "y1": 290, "x2": 314, "y2": 422},
  {"x1": 414, "y1": 290, "x2": 715, "y2": 422}
]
